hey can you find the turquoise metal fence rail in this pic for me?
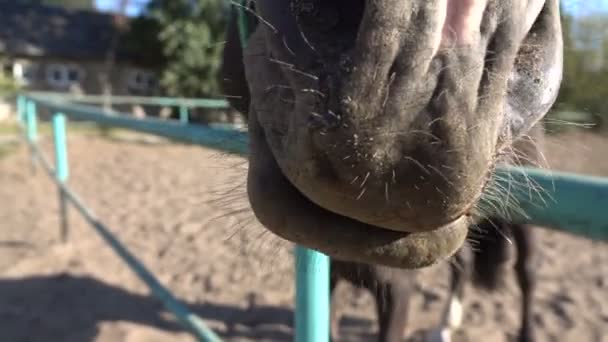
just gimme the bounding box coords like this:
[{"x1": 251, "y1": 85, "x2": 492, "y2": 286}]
[
  {"x1": 26, "y1": 91, "x2": 230, "y2": 125},
  {"x1": 52, "y1": 113, "x2": 69, "y2": 243},
  {"x1": 31, "y1": 95, "x2": 248, "y2": 155},
  {"x1": 26, "y1": 91, "x2": 231, "y2": 108},
  {"x1": 294, "y1": 247, "x2": 330, "y2": 342},
  {"x1": 17, "y1": 93, "x2": 331, "y2": 342},
  {"x1": 494, "y1": 166, "x2": 608, "y2": 240},
  {"x1": 17, "y1": 92, "x2": 608, "y2": 342},
  {"x1": 18, "y1": 95, "x2": 224, "y2": 342}
]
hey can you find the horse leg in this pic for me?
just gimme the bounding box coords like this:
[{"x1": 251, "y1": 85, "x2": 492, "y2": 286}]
[
  {"x1": 371, "y1": 277, "x2": 413, "y2": 342},
  {"x1": 330, "y1": 276, "x2": 341, "y2": 341},
  {"x1": 445, "y1": 246, "x2": 471, "y2": 328},
  {"x1": 426, "y1": 245, "x2": 472, "y2": 342},
  {"x1": 512, "y1": 225, "x2": 536, "y2": 342},
  {"x1": 329, "y1": 260, "x2": 413, "y2": 342}
]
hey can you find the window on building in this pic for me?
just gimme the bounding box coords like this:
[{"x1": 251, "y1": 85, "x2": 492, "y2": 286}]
[
  {"x1": 68, "y1": 69, "x2": 79, "y2": 82},
  {"x1": 52, "y1": 69, "x2": 62, "y2": 81},
  {"x1": 127, "y1": 69, "x2": 157, "y2": 94},
  {"x1": 147, "y1": 76, "x2": 157, "y2": 89},
  {"x1": 45, "y1": 64, "x2": 84, "y2": 88}
]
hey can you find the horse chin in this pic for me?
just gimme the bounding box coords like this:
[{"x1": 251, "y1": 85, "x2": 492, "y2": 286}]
[{"x1": 247, "y1": 124, "x2": 470, "y2": 269}]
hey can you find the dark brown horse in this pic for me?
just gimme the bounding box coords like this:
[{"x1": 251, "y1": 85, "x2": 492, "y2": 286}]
[{"x1": 220, "y1": 1, "x2": 562, "y2": 341}]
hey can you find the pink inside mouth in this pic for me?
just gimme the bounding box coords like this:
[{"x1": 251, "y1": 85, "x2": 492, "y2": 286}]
[{"x1": 441, "y1": 0, "x2": 487, "y2": 46}]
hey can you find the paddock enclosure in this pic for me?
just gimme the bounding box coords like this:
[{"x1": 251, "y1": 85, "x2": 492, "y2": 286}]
[{"x1": 0, "y1": 91, "x2": 605, "y2": 342}]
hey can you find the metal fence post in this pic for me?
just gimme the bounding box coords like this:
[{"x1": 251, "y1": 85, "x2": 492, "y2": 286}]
[
  {"x1": 26, "y1": 100, "x2": 38, "y2": 173},
  {"x1": 179, "y1": 105, "x2": 189, "y2": 124},
  {"x1": 295, "y1": 246, "x2": 330, "y2": 342},
  {"x1": 16, "y1": 95, "x2": 25, "y2": 125},
  {"x1": 26, "y1": 100, "x2": 37, "y2": 142},
  {"x1": 52, "y1": 113, "x2": 70, "y2": 243}
]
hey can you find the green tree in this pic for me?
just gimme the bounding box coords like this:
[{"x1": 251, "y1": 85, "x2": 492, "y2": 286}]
[
  {"x1": 551, "y1": 8, "x2": 608, "y2": 130},
  {"x1": 44, "y1": 0, "x2": 94, "y2": 9},
  {"x1": 0, "y1": 73, "x2": 19, "y2": 99},
  {"x1": 554, "y1": 4, "x2": 576, "y2": 110},
  {"x1": 9, "y1": 0, "x2": 94, "y2": 9},
  {"x1": 0, "y1": 59, "x2": 19, "y2": 99},
  {"x1": 141, "y1": 0, "x2": 228, "y2": 98}
]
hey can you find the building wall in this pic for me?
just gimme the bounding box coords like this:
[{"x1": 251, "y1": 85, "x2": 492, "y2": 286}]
[
  {"x1": 1, "y1": 56, "x2": 166, "y2": 119},
  {"x1": 1, "y1": 56, "x2": 242, "y2": 125},
  {"x1": 10, "y1": 57, "x2": 160, "y2": 97}
]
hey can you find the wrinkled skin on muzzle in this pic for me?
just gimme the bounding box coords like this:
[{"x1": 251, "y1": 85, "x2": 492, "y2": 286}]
[{"x1": 221, "y1": 0, "x2": 563, "y2": 268}]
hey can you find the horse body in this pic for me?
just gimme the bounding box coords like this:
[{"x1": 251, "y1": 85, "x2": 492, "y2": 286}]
[{"x1": 220, "y1": 1, "x2": 562, "y2": 341}]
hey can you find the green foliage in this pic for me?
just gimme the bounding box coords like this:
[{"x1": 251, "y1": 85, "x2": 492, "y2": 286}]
[
  {"x1": 120, "y1": 15, "x2": 166, "y2": 69},
  {"x1": 0, "y1": 75, "x2": 18, "y2": 98},
  {"x1": 552, "y1": 9, "x2": 608, "y2": 130},
  {"x1": 10, "y1": 0, "x2": 94, "y2": 9},
  {"x1": 43, "y1": 0, "x2": 94, "y2": 9},
  {"x1": 135, "y1": 0, "x2": 228, "y2": 98}
]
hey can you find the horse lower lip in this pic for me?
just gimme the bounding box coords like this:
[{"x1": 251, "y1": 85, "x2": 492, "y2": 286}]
[
  {"x1": 260, "y1": 200, "x2": 470, "y2": 269},
  {"x1": 310, "y1": 215, "x2": 469, "y2": 269},
  {"x1": 374, "y1": 213, "x2": 469, "y2": 234}
]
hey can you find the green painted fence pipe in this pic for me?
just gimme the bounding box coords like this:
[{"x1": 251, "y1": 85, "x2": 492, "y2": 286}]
[
  {"x1": 27, "y1": 141, "x2": 222, "y2": 342},
  {"x1": 31, "y1": 97, "x2": 248, "y2": 155},
  {"x1": 494, "y1": 166, "x2": 608, "y2": 240},
  {"x1": 180, "y1": 106, "x2": 189, "y2": 124},
  {"x1": 25, "y1": 100, "x2": 38, "y2": 173},
  {"x1": 26, "y1": 100, "x2": 37, "y2": 142},
  {"x1": 52, "y1": 113, "x2": 70, "y2": 243},
  {"x1": 17, "y1": 95, "x2": 25, "y2": 124},
  {"x1": 236, "y1": 0, "x2": 251, "y2": 48},
  {"x1": 28, "y1": 94, "x2": 333, "y2": 342},
  {"x1": 295, "y1": 246, "x2": 330, "y2": 342},
  {"x1": 26, "y1": 91, "x2": 229, "y2": 109},
  {"x1": 25, "y1": 92, "x2": 608, "y2": 342}
]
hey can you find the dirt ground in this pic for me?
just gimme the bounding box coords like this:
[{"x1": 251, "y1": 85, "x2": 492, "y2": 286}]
[{"x1": 0, "y1": 127, "x2": 606, "y2": 342}]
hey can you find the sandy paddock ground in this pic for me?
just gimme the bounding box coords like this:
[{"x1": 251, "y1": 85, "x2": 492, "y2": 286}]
[{"x1": 0, "y1": 128, "x2": 606, "y2": 342}]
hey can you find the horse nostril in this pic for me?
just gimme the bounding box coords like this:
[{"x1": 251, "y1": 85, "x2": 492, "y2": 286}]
[
  {"x1": 292, "y1": 0, "x2": 319, "y2": 15},
  {"x1": 293, "y1": 0, "x2": 339, "y2": 32},
  {"x1": 293, "y1": 0, "x2": 365, "y2": 33}
]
